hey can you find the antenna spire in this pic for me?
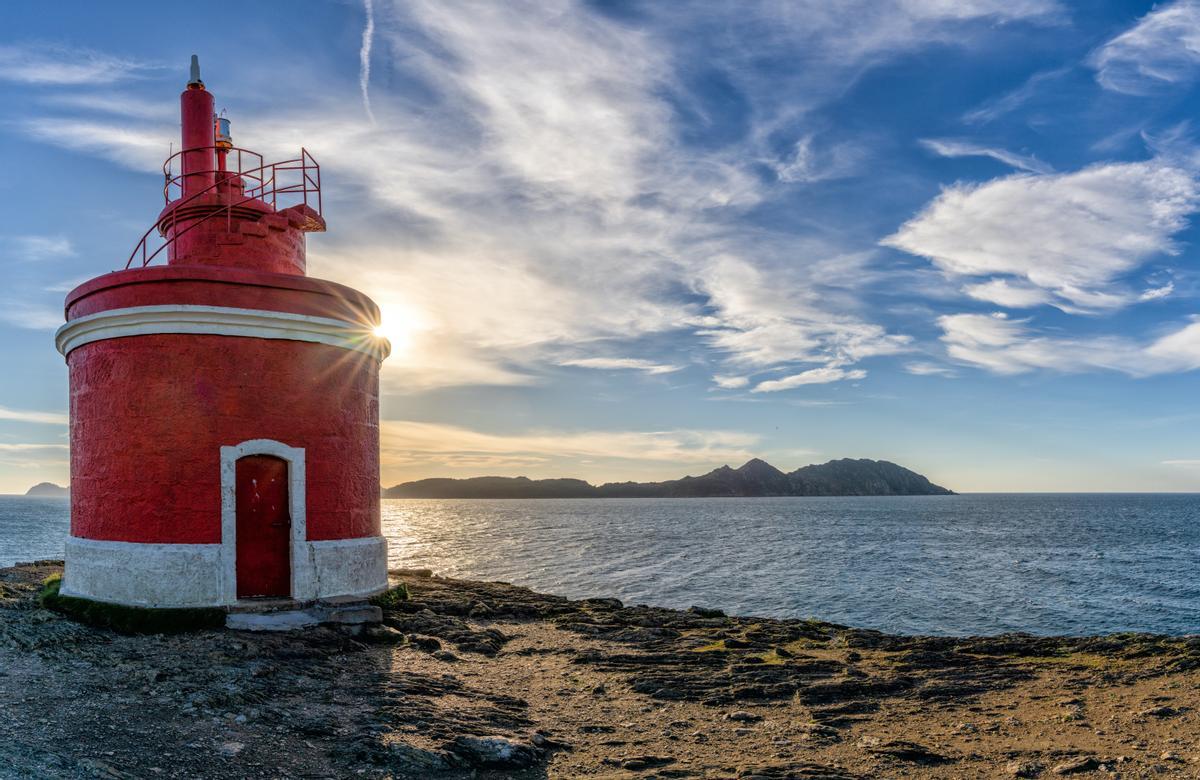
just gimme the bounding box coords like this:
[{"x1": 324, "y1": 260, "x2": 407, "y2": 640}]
[{"x1": 187, "y1": 55, "x2": 203, "y2": 89}]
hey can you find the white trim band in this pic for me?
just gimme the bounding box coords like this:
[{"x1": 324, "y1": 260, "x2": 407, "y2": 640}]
[{"x1": 55, "y1": 304, "x2": 390, "y2": 360}]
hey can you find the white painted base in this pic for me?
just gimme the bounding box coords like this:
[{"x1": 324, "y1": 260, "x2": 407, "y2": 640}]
[
  {"x1": 61, "y1": 535, "x2": 388, "y2": 608},
  {"x1": 61, "y1": 538, "x2": 224, "y2": 607}
]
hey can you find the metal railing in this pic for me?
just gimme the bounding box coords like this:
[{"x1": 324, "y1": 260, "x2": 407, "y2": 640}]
[
  {"x1": 125, "y1": 147, "x2": 321, "y2": 270},
  {"x1": 162, "y1": 145, "x2": 264, "y2": 202}
]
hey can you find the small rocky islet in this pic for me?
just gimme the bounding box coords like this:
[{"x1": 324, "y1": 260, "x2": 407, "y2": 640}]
[
  {"x1": 3, "y1": 561, "x2": 1200, "y2": 778},
  {"x1": 21, "y1": 483, "x2": 68, "y2": 498}
]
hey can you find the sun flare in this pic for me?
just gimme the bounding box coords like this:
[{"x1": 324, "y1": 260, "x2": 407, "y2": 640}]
[{"x1": 372, "y1": 303, "x2": 425, "y2": 355}]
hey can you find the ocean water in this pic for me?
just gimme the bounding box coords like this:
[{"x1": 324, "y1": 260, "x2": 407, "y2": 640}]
[
  {"x1": 0, "y1": 497, "x2": 70, "y2": 569},
  {"x1": 4, "y1": 494, "x2": 1200, "y2": 636}
]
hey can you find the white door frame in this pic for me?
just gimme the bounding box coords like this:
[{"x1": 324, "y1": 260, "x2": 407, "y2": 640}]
[{"x1": 219, "y1": 439, "x2": 312, "y2": 604}]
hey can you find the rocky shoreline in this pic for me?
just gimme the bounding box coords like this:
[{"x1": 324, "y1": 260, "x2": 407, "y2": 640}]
[{"x1": 3, "y1": 561, "x2": 1200, "y2": 778}]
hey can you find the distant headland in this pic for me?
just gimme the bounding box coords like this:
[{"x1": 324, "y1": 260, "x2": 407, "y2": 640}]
[
  {"x1": 24, "y1": 482, "x2": 69, "y2": 497},
  {"x1": 383, "y1": 458, "x2": 953, "y2": 499}
]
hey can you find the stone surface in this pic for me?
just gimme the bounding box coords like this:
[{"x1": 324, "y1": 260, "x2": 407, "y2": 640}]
[
  {"x1": 1051, "y1": 756, "x2": 1101, "y2": 775},
  {"x1": 443, "y1": 735, "x2": 541, "y2": 768},
  {"x1": 7, "y1": 561, "x2": 1200, "y2": 779}
]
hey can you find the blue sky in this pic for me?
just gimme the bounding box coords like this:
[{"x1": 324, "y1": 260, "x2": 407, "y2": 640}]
[{"x1": 3, "y1": 0, "x2": 1200, "y2": 493}]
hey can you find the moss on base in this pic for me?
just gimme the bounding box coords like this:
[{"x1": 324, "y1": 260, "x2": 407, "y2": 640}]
[
  {"x1": 369, "y1": 583, "x2": 409, "y2": 610},
  {"x1": 38, "y1": 575, "x2": 225, "y2": 634}
]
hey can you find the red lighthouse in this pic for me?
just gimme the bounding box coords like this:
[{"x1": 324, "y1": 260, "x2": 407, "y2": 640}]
[{"x1": 55, "y1": 57, "x2": 390, "y2": 618}]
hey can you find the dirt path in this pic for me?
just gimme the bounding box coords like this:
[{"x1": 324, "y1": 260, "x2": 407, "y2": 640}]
[{"x1": 4, "y1": 561, "x2": 1200, "y2": 778}]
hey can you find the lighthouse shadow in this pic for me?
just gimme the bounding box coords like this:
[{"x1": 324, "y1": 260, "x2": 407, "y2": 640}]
[{"x1": 331, "y1": 632, "x2": 550, "y2": 776}]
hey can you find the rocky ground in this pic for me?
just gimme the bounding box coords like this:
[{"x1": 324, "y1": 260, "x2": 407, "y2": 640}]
[{"x1": 5, "y1": 562, "x2": 1200, "y2": 778}]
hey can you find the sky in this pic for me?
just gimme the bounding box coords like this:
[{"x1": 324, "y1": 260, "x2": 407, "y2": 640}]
[{"x1": 3, "y1": 0, "x2": 1200, "y2": 493}]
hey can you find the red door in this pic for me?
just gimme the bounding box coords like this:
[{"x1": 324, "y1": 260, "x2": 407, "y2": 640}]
[{"x1": 235, "y1": 455, "x2": 291, "y2": 598}]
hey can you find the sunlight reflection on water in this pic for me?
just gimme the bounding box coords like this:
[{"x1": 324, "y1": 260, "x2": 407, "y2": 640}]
[{"x1": 382, "y1": 494, "x2": 1200, "y2": 636}]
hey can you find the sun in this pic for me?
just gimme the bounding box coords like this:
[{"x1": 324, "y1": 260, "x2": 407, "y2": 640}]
[{"x1": 372, "y1": 303, "x2": 424, "y2": 354}]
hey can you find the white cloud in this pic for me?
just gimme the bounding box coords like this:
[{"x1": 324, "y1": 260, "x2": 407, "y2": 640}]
[
  {"x1": 904, "y1": 361, "x2": 957, "y2": 377},
  {"x1": 7, "y1": 235, "x2": 74, "y2": 261},
  {"x1": 39, "y1": 92, "x2": 176, "y2": 121},
  {"x1": 359, "y1": 0, "x2": 376, "y2": 123},
  {"x1": 0, "y1": 443, "x2": 68, "y2": 452},
  {"x1": 898, "y1": 0, "x2": 1062, "y2": 21},
  {"x1": 697, "y1": 255, "x2": 912, "y2": 370},
  {"x1": 884, "y1": 160, "x2": 1200, "y2": 312},
  {"x1": 712, "y1": 375, "x2": 750, "y2": 389},
  {"x1": 9, "y1": 1, "x2": 1058, "y2": 399},
  {"x1": 1144, "y1": 317, "x2": 1200, "y2": 370},
  {"x1": 0, "y1": 44, "x2": 152, "y2": 85},
  {"x1": 1141, "y1": 282, "x2": 1175, "y2": 301},
  {"x1": 752, "y1": 367, "x2": 866, "y2": 392},
  {"x1": 561, "y1": 357, "x2": 682, "y2": 375},
  {"x1": 938, "y1": 312, "x2": 1200, "y2": 375},
  {"x1": 962, "y1": 66, "x2": 1071, "y2": 124},
  {"x1": 20, "y1": 118, "x2": 172, "y2": 172},
  {"x1": 0, "y1": 406, "x2": 68, "y2": 425},
  {"x1": 920, "y1": 137, "x2": 1052, "y2": 173},
  {"x1": 1090, "y1": 0, "x2": 1200, "y2": 94},
  {"x1": 962, "y1": 278, "x2": 1053, "y2": 308},
  {"x1": 773, "y1": 134, "x2": 864, "y2": 183},
  {"x1": 1163, "y1": 459, "x2": 1200, "y2": 466},
  {"x1": 0, "y1": 301, "x2": 63, "y2": 330}
]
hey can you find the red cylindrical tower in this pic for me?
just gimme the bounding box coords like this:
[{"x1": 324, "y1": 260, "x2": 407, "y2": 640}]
[
  {"x1": 181, "y1": 55, "x2": 216, "y2": 201},
  {"x1": 55, "y1": 58, "x2": 391, "y2": 612}
]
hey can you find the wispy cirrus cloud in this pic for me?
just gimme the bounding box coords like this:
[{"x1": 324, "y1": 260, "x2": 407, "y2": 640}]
[
  {"x1": 752, "y1": 367, "x2": 867, "y2": 393},
  {"x1": 38, "y1": 92, "x2": 176, "y2": 121},
  {"x1": 884, "y1": 158, "x2": 1200, "y2": 312},
  {"x1": 904, "y1": 361, "x2": 958, "y2": 377},
  {"x1": 0, "y1": 301, "x2": 63, "y2": 331},
  {"x1": 19, "y1": 117, "x2": 171, "y2": 171},
  {"x1": 920, "y1": 137, "x2": 1052, "y2": 173},
  {"x1": 1090, "y1": 0, "x2": 1200, "y2": 94},
  {"x1": 960, "y1": 278, "x2": 1055, "y2": 308},
  {"x1": 712, "y1": 375, "x2": 750, "y2": 390},
  {"x1": 772, "y1": 134, "x2": 865, "y2": 183},
  {"x1": 938, "y1": 312, "x2": 1200, "y2": 376},
  {"x1": 7, "y1": 235, "x2": 74, "y2": 261},
  {"x1": 1140, "y1": 282, "x2": 1175, "y2": 301},
  {"x1": 561, "y1": 358, "x2": 682, "y2": 375},
  {"x1": 8, "y1": 0, "x2": 1063, "y2": 403},
  {"x1": 0, "y1": 406, "x2": 67, "y2": 425},
  {"x1": 0, "y1": 43, "x2": 153, "y2": 85},
  {"x1": 696, "y1": 255, "x2": 912, "y2": 372},
  {"x1": 962, "y1": 66, "x2": 1072, "y2": 124},
  {"x1": 358, "y1": 0, "x2": 376, "y2": 124}
]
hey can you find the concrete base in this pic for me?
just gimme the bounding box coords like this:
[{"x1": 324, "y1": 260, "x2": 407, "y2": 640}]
[
  {"x1": 225, "y1": 598, "x2": 382, "y2": 632},
  {"x1": 62, "y1": 535, "x2": 388, "y2": 608}
]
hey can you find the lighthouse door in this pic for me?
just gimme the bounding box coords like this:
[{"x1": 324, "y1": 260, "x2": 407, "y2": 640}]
[{"x1": 235, "y1": 455, "x2": 292, "y2": 598}]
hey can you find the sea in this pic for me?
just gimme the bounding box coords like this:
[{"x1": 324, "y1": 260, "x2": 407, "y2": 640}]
[{"x1": 3, "y1": 493, "x2": 1199, "y2": 637}]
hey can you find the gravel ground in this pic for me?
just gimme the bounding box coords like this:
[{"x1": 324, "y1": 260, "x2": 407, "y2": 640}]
[{"x1": 5, "y1": 561, "x2": 1200, "y2": 779}]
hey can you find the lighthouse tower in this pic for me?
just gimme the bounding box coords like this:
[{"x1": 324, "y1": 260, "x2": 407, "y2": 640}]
[{"x1": 54, "y1": 58, "x2": 390, "y2": 613}]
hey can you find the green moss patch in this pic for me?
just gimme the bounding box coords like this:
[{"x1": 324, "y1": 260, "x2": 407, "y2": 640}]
[
  {"x1": 38, "y1": 575, "x2": 225, "y2": 634},
  {"x1": 369, "y1": 583, "x2": 410, "y2": 610}
]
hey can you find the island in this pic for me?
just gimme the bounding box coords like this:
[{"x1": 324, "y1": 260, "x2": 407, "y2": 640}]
[
  {"x1": 383, "y1": 458, "x2": 953, "y2": 499},
  {"x1": 23, "y1": 482, "x2": 68, "y2": 497}
]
